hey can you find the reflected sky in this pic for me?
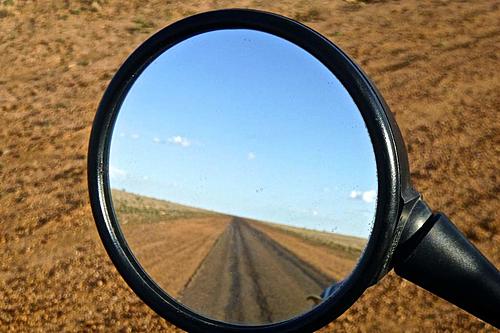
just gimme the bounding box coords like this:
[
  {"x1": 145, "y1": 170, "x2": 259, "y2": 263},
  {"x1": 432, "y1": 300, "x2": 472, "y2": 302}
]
[{"x1": 109, "y1": 29, "x2": 377, "y2": 238}]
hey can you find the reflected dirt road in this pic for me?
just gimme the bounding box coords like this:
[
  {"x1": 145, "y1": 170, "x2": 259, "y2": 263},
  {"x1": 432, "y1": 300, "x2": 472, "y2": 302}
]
[
  {"x1": 179, "y1": 217, "x2": 333, "y2": 324},
  {"x1": 114, "y1": 190, "x2": 362, "y2": 324}
]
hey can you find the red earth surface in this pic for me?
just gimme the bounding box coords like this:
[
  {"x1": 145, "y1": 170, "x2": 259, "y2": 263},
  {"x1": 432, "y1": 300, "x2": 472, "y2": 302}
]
[{"x1": 0, "y1": 0, "x2": 498, "y2": 332}]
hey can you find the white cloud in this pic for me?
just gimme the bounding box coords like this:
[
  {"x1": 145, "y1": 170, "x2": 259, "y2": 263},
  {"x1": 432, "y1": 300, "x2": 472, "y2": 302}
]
[
  {"x1": 350, "y1": 190, "x2": 362, "y2": 199},
  {"x1": 152, "y1": 137, "x2": 162, "y2": 144},
  {"x1": 312, "y1": 210, "x2": 319, "y2": 216},
  {"x1": 109, "y1": 165, "x2": 127, "y2": 179},
  {"x1": 168, "y1": 135, "x2": 191, "y2": 147},
  {"x1": 143, "y1": 175, "x2": 149, "y2": 181},
  {"x1": 247, "y1": 152, "x2": 256, "y2": 160},
  {"x1": 362, "y1": 190, "x2": 377, "y2": 203},
  {"x1": 350, "y1": 189, "x2": 377, "y2": 203},
  {"x1": 131, "y1": 133, "x2": 140, "y2": 140}
]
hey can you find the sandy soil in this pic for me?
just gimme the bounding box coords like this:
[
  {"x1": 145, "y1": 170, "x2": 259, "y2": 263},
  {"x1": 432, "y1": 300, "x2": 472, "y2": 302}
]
[{"x1": 0, "y1": 0, "x2": 498, "y2": 332}]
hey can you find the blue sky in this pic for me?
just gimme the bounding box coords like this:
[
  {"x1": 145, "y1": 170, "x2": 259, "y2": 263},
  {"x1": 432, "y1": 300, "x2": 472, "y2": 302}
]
[{"x1": 109, "y1": 29, "x2": 377, "y2": 238}]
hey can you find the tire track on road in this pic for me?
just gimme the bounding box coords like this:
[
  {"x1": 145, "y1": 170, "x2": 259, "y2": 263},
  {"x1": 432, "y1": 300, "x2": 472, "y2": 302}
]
[{"x1": 231, "y1": 218, "x2": 273, "y2": 323}]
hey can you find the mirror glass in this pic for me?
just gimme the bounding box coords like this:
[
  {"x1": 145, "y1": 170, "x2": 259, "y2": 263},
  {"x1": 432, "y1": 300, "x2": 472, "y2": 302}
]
[{"x1": 109, "y1": 29, "x2": 377, "y2": 325}]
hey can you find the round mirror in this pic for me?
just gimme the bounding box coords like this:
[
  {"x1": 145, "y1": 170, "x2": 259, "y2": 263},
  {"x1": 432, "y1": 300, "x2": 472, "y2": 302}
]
[{"x1": 107, "y1": 28, "x2": 378, "y2": 325}]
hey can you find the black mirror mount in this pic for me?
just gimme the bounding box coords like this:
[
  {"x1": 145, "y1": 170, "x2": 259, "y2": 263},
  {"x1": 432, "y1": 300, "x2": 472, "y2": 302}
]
[
  {"x1": 348, "y1": 188, "x2": 500, "y2": 328},
  {"x1": 370, "y1": 192, "x2": 432, "y2": 284},
  {"x1": 393, "y1": 209, "x2": 500, "y2": 327}
]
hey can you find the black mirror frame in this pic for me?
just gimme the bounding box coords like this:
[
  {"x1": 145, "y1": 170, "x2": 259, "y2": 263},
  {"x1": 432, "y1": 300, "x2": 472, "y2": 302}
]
[{"x1": 87, "y1": 9, "x2": 411, "y2": 333}]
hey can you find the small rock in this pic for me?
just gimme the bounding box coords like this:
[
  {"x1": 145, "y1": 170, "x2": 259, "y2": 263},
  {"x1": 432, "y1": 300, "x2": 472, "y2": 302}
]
[{"x1": 90, "y1": 2, "x2": 102, "y2": 12}]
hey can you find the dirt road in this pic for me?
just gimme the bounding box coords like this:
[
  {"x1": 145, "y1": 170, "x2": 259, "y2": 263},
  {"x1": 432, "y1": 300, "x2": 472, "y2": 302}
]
[{"x1": 179, "y1": 217, "x2": 333, "y2": 324}]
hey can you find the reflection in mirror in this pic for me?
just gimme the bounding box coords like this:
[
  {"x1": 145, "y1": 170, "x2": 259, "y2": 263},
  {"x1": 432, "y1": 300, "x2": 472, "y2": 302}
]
[{"x1": 109, "y1": 29, "x2": 377, "y2": 325}]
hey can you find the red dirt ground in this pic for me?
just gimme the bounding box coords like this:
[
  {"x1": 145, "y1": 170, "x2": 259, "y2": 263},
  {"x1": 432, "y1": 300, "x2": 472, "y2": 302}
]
[{"x1": 0, "y1": 0, "x2": 498, "y2": 332}]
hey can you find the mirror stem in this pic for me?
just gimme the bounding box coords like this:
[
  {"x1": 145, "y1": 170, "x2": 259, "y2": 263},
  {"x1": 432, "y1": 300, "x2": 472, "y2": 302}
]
[{"x1": 393, "y1": 211, "x2": 500, "y2": 328}]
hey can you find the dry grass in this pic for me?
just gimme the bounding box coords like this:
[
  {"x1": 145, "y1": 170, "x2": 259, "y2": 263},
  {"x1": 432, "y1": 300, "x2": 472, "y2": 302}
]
[
  {"x1": 112, "y1": 189, "x2": 218, "y2": 225},
  {"x1": 0, "y1": 0, "x2": 498, "y2": 332}
]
